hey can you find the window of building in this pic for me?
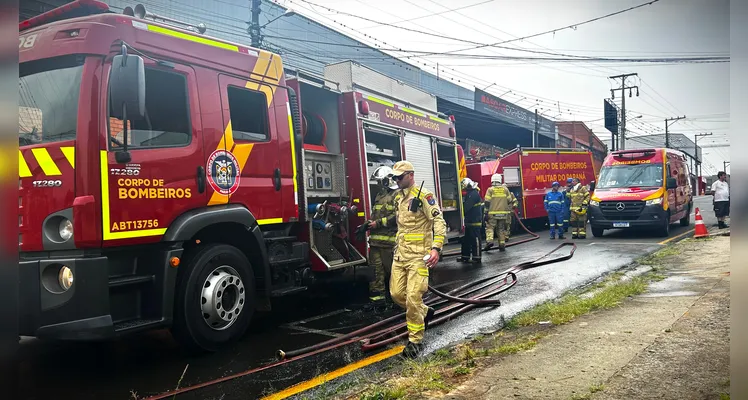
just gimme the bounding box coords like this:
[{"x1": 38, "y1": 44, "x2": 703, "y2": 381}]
[
  {"x1": 109, "y1": 68, "x2": 191, "y2": 149},
  {"x1": 227, "y1": 85, "x2": 270, "y2": 142}
]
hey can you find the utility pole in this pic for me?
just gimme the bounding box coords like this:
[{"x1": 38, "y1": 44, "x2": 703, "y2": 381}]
[
  {"x1": 609, "y1": 73, "x2": 639, "y2": 150},
  {"x1": 664, "y1": 116, "x2": 686, "y2": 148},
  {"x1": 249, "y1": 0, "x2": 262, "y2": 48},
  {"x1": 694, "y1": 133, "x2": 711, "y2": 195},
  {"x1": 533, "y1": 109, "x2": 539, "y2": 147}
]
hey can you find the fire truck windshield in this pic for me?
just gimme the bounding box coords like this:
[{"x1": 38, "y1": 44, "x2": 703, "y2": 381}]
[
  {"x1": 19, "y1": 55, "x2": 83, "y2": 146},
  {"x1": 597, "y1": 163, "x2": 664, "y2": 189}
]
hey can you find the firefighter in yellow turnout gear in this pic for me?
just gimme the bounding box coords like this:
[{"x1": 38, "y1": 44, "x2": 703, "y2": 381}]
[
  {"x1": 367, "y1": 166, "x2": 399, "y2": 303},
  {"x1": 568, "y1": 178, "x2": 591, "y2": 239},
  {"x1": 368, "y1": 161, "x2": 446, "y2": 358},
  {"x1": 484, "y1": 173, "x2": 513, "y2": 252}
]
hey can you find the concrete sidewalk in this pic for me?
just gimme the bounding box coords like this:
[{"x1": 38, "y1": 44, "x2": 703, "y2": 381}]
[{"x1": 435, "y1": 236, "x2": 730, "y2": 400}]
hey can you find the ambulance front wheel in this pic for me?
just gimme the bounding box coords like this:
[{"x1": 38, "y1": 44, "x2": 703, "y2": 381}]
[{"x1": 172, "y1": 243, "x2": 256, "y2": 353}]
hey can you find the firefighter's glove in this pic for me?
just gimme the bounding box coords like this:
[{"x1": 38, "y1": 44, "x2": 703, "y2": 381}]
[{"x1": 355, "y1": 222, "x2": 372, "y2": 241}]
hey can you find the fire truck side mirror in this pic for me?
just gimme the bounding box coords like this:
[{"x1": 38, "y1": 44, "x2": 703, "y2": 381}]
[
  {"x1": 666, "y1": 177, "x2": 677, "y2": 190},
  {"x1": 110, "y1": 54, "x2": 146, "y2": 121}
]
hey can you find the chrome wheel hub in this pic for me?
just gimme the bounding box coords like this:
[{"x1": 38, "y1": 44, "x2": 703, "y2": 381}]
[{"x1": 201, "y1": 265, "x2": 245, "y2": 331}]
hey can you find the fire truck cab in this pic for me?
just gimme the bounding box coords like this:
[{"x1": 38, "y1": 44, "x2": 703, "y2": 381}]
[{"x1": 17, "y1": 1, "x2": 460, "y2": 352}]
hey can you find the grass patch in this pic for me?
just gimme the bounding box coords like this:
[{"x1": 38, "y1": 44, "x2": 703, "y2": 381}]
[
  {"x1": 589, "y1": 383, "x2": 605, "y2": 393},
  {"x1": 453, "y1": 366, "x2": 471, "y2": 376},
  {"x1": 511, "y1": 276, "x2": 648, "y2": 327},
  {"x1": 493, "y1": 334, "x2": 543, "y2": 355},
  {"x1": 719, "y1": 394, "x2": 730, "y2": 400}
]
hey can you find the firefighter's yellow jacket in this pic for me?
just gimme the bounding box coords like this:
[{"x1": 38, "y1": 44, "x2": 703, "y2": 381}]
[
  {"x1": 568, "y1": 183, "x2": 590, "y2": 213},
  {"x1": 484, "y1": 184, "x2": 515, "y2": 220},
  {"x1": 381, "y1": 186, "x2": 447, "y2": 261}
]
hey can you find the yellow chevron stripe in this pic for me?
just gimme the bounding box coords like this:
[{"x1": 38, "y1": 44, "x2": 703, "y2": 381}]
[
  {"x1": 31, "y1": 148, "x2": 61, "y2": 176},
  {"x1": 18, "y1": 151, "x2": 32, "y2": 178},
  {"x1": 60, "y1": 146, "x2": 75, "y2": 168}
]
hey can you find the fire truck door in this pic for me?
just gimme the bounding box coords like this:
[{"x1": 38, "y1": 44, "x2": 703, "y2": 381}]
[
  {"x1": 103, "y1": 62, "x2": 206, "y2": 243},
  {"x1": 216, "y1": 74, "x2": 283, "y2": 224}
]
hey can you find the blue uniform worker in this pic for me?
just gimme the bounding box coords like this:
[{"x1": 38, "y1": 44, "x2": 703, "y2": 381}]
[
  {"x1": 544, "y1": 182, "x2": 566, "y2": 239},
  {"x1": 561, "y1": 178, "x2": 573, "y2": 233}
]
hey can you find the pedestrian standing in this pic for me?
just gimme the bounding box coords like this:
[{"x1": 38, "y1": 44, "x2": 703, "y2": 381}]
[
  {"x1": 711, "y1": 171, "x2": 730, "y2": 229},
  {"x1": 367, "y1": 166, "x2": 398, "y2": 304},
  {"x1": 484, "y1": 173, "x2": 513, "y2": 252},
  {"x1": 459, "y1": 178, "x2": 482, "y2": 264},
  {"x1": 544, "y1": 182, "x2": 566, "y2": 239},
  {"x1": 367, "y1": 160, "x2": 446, "y2": 358},
  {"x1": 562, "y1": 177, "x2": 573, "y2": 233},
  {"x1": 568, "y1": 178, "x2": 590, "y2": 239}
]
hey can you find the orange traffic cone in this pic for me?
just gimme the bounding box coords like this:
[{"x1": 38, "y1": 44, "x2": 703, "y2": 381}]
[{"x1": 693, "y1": 207, "x2": 709, "y2": 238}]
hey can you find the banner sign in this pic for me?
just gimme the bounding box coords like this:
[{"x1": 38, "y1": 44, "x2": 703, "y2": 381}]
[{"x1": 474, "y1": 88, "x2": 555, "y2": 138}]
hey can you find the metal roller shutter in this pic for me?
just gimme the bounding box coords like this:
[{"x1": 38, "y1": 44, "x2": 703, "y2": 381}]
[{"x1": 403, "y1": 133, "x2": 437, "y2": 200}]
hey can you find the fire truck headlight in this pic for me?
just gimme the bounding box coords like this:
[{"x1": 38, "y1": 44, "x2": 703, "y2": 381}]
[
  {"x1": 645, "y1": 197, "x2": 663, "y2": 206},
  {"x1": 58, "y1": 266, "x2": 74, "y2": 291},
  {"x1": 589, "y1": 200, "x2": 599, "y2": 207},
  {"x1": 58, "y1": 218, "x2": 74, "y2": 242}
]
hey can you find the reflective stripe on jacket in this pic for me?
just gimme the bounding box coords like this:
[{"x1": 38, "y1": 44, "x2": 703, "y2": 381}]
[
  {"x1": 544, "y1": 190, "x2": 565, "y2": 213},
  {"x1": 484, "y1": 184, "x2": 513, "y2": 218}
]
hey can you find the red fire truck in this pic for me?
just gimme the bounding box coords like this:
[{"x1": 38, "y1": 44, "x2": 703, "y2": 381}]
[
  {"x1": 17, "y1": 1, "x2": 462, "y2": 351},
  {"x1": 462, "y1": 147, "x2": 597, "y2": 226}
]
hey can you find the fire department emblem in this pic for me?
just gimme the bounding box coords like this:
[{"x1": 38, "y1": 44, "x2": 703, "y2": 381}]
[{"x1": 207, "y1": 150, "x2": 241, "y2": 195}]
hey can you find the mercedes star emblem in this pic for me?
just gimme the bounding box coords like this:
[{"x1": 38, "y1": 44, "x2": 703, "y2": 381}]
[{"x1": 616, "y1": 202, "x2": 626, "y2": 211}]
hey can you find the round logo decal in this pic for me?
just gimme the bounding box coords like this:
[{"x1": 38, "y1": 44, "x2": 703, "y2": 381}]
[{"x1": 207, "y1": 150, "x2": 241, "y2": 195}]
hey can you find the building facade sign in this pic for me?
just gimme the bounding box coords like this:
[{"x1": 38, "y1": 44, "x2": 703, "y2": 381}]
[{"x1": 474, "y1": 88, "x2": 555, "y2": 139}]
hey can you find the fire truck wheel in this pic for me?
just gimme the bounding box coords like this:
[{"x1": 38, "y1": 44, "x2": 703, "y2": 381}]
[
  {"x1": 658, "y1": 212, "x2": 671, "y2": 237},
  {"x1": 680, "y1": 204, "x2": 692, "y2": 226},
  {"x1": 172, "y1": 243, "x2": 256, "y2": 353},
  {"x1": 591, "y1": 227, "x2": 604, "y2": 237}
]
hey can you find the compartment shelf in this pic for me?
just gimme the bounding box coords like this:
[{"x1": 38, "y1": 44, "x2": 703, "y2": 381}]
[
  {"x1": 437, "y1": 160, "x2": 454, "y2": 165},
  {"x1": 442, "y1": 207, "x2": 457, "y2": 212},
  {"x1": 367, "y1": 149, "x2": 399, "y2": 158}
]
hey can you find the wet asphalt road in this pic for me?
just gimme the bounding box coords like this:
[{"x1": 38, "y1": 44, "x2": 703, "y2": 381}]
[{"x1": 16, "y1": 196, "x2": 718, "y2": 400}]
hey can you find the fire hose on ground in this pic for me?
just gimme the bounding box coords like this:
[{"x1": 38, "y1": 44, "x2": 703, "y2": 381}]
[
  {"x1": 142, "y1": 218, "x2": 575, "y2": 400},
  {"x1": 442, "y1": 208, "x2": 540, "y2": 258}
]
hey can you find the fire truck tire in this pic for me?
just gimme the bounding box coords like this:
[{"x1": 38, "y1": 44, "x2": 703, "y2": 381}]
[
  {"x1": 591, "y1": 227, "x2": 604, "y2": 237},
  {"x1": 658, "y1": 212, "x2": 671, "y2": 237},
  {"x1": 680, "y1": 204, "x2": 692, "y2": 226},
  {"x1": 171, "y1": 243, "x2": 256, "y2": 353}
]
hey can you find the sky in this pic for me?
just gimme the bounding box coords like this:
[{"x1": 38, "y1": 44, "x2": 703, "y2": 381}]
[{"x1": 276, "y1": 0, "x2": 730, "y2": 176}]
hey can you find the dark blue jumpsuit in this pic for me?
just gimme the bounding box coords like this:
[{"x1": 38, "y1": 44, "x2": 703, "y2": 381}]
[
  {"x1": 561, "y1": 189, "x2": 571, "y2": 233},
  {"x1": 544, "y1": 190, "x2": 566, "y2": 239}
]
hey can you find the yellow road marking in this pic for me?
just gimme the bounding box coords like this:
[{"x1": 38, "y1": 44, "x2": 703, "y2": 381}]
[
  {"x1": 658, "y1": 228, "x2": 695, "y2": 245},
  {"x1": 261, "y1": 345, "x2": 405, "y2": 400},
  {"x1": 31, "y1": 148, "x2": 61, "y2": 176}
]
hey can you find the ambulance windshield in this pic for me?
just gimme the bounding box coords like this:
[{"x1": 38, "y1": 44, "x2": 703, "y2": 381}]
[
  {"x1": 597, "y1": 163, "x2": 664, "y2": 189},
  {"x1": 19, "y1": 55, "x2": 83, "y2": 146}
]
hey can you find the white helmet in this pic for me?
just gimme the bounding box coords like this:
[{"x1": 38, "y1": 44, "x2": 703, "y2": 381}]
[
  {"x1": 461, "y1": 177, "x2": 474, "y2": 190},
  {"x1": 491, "y1": 173, "x2": 503, "y2": 185},
  {"x1": 371, "y1": 166, "x2": 398, "y2": 190}
]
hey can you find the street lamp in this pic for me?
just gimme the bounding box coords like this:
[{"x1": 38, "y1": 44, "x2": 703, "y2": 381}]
[
  {"x1": 249, "y1": 8, "x2": 296, "y2": 48},
  {"x1": 260, "y1": 9, "x2": 296, "y2": 29}
]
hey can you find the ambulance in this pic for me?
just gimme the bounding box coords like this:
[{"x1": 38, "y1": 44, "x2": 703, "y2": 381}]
[{"x1": 588, "y1": 148, "x2": 693, "y2": 237}]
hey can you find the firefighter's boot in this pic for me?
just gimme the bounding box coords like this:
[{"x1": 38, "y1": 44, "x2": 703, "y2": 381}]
[
  {"x1": 401, "y1": 341, "x2": 424, "y2": 359},
  {"x1": 424, "y1": 306, "x2": 436, "y2": 330}
]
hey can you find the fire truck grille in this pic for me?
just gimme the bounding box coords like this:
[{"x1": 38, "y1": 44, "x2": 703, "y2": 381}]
[{"x1": 600, "y1": 200, "x2": 645, "y2": 220}]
